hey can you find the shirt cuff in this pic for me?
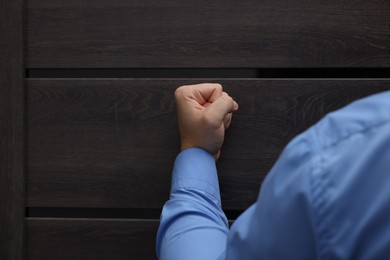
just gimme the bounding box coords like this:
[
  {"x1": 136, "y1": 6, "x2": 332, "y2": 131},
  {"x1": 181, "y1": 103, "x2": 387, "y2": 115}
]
[{"x1": 171, "y1": 148, "x2": 222, "y2": 206}]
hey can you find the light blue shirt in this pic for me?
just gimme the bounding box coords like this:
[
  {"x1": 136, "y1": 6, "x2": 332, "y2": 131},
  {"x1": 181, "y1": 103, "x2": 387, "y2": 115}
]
[{"x1": 157, "y1": 91, "x2": 390, "y2": 259}]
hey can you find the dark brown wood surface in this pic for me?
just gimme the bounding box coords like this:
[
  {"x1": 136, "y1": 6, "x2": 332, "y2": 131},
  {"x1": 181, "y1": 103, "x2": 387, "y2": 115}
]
[
  {"x1": 0, "y1": 0, "x2": 25, "y2": 259},
  {"x1": 27, "y1": 0, "x2": 390, "y2": 68},
  {"x1": 26, "y1": 218, "x2": 158, "y2": 260},
  {"x1": 27, "y1": 79, "x2": 390, "y2": 210},
  {"x1": 0, "y1": 0, "x2": 388, "y2": 258}
]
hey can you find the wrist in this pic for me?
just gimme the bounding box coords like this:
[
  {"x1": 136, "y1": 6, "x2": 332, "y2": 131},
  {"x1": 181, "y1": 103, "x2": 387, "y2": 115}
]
[
  {"x1": 180, "y1": 141, "x2": 196, "y2": 152},
  {"x1": 180, "y1": 141, "x2": 220, "y2": 160},
  {"x1": 178, "y1": 147, "x2": 214, "y2": 159}
]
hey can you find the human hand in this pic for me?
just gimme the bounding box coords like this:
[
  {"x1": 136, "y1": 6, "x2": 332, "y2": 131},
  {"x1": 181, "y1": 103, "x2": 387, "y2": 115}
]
[{"x1": 174, "y1": 83, "x2": 239, "y2": 160}]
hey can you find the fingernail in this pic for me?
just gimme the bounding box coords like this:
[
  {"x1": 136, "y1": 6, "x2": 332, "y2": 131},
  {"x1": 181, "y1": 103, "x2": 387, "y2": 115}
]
[{"x1": 233, "y1": 101, "x2": 239, "y2": 110}]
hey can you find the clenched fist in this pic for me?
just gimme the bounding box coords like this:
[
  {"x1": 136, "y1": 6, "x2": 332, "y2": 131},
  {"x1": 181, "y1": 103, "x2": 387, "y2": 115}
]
[{"x1": 174, "y1": 83, "x2": 239, "y2": 159}]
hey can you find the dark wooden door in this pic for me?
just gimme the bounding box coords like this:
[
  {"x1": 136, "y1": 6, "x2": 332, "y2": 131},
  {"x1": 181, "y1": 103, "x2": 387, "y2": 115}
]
[{"x1": 1, "y1": 0, "x2": 390, "y2": 259}]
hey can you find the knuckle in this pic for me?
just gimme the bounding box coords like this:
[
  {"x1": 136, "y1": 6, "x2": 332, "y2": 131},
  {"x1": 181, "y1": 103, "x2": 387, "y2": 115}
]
[
  {"x1": 221, "y1": 92, "x2": 233, "y2": 105},
  {"x1": 174, "y1": 86, "x2": 186, "y2": 98},
  {"x1": 213, "y1": 83, "x2": 223, "y2": 92}
]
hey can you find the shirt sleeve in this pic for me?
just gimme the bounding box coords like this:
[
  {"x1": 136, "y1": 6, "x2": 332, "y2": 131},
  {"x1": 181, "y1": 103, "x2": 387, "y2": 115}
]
[{"x1": 156, "y1": 148, "x2": 229, "y2": 260}]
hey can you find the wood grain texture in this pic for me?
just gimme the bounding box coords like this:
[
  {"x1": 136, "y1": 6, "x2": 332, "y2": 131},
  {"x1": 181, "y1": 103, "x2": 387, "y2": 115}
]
[
  {"x1": 26, "y1": 79, "x2": 390, "y2": 210},
  {"x1": 27, "y1": 0, "x2": 390, "y2": 68},
  {"x1": 0, "y1": 0, "x2": 25, "y2": 259},
  {"x1": 26, "y1": 218, "x2": 158, "y2": 260}
]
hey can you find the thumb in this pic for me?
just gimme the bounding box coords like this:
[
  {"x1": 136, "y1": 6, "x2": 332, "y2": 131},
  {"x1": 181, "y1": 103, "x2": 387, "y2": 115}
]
[{"x1": 206, "y1": 92, "x2": 235, "y2": 123}]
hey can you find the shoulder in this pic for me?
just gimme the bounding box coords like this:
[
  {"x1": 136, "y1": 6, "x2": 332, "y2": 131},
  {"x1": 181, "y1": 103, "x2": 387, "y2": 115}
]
[
  {"x1": 313, "y1": 90, "x2": 390, "y2": 150},
  {"x1": 305, "y1": 90, "x2": 390, "y2": 258}
]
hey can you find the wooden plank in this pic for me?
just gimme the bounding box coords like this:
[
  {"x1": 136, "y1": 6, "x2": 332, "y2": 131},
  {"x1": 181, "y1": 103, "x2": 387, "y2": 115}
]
[
  {"x1": 26, "y1": 218, "x2": 158, "y2": 260},
  {"x1": 27, "y1": 0, "x2": 390, "y2": 68},
  {"x1": 26, "y1": 79, "x2": 390, "y2": 210},
  {"x1": 0, "y1": 0, "x2": 25, "y2": 259}
]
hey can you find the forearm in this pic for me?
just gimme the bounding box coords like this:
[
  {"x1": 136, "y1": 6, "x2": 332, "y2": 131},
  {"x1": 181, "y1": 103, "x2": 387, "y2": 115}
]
[{"x1": 156, "y1": 148, "x2": 229, "y2": 260}]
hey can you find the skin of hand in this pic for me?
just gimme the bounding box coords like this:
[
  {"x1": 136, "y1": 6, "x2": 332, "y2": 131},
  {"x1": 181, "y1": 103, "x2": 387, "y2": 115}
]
[{"x1": 174, "y1": 83, "x2": 239, "y2": 160}]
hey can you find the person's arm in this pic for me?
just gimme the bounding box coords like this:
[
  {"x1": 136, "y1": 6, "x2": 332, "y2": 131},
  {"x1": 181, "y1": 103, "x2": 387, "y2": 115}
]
[
  {"x1": 156, "y1": 148, "x2": 229, "y2": 259},
  {"x1": 156, "y1": 83, "x2": 317, "y2": 259},
  {"x1": 156, "y1": 83, "x2": 238, "y2": 259}
]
